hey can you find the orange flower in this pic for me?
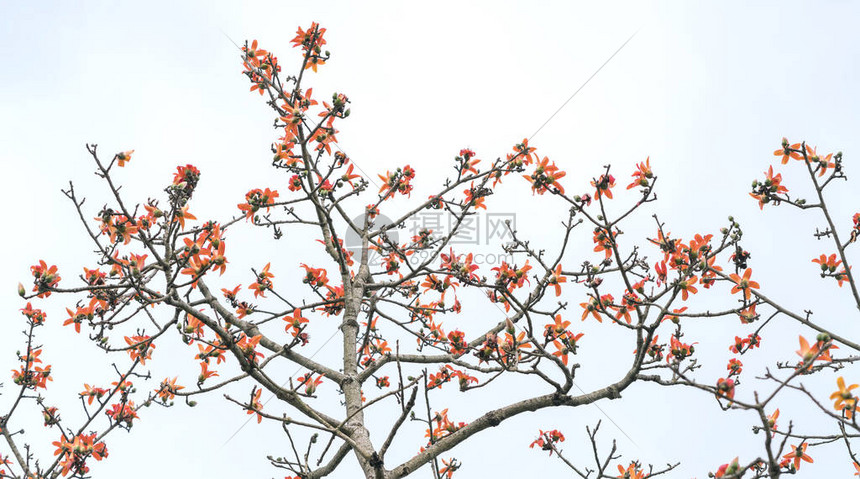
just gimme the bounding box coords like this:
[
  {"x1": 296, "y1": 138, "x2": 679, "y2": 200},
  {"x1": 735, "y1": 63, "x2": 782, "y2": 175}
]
[
  {"x1": 80, "y1": 384, "x2": 108, "y2": 405},
  {"x1": 773, "y1": 138, "x2": 802, "y2": 164},
  {"x1": 713, "y1": 457, "x2": 740, "y2": 478},
  {"x1": 795, "y1": 335, "x2": 837, "y2": 368},
  {"x1": 284, "y1": 308, "x2": 309, "y2": 336},
  {"x1": 766, "y1": 409, "x2": 779, "y2": 434},
  {"x1": 626, "y1": 157, "x2": 653, "y2": 190},
  {"x1": 668, "y1": 335, "x2": 696, "y2": 362},
  {"x1": 173, "y1": 164, "x2": 201, "y2": 187},
  {"x1": 116, "y1": 149, "x2": 134, "y2": 167},
  {"x1": 750, "y1": 165, "x2": 789, "y2": 210},
  {"x1": 593, "y1": 227, "x2": 616, "y2": 259},
  {"x1": 782, "y1": 443, "x2": 813, "y2": 470},
  {"x1": 812, "y1": 253, "x2": 842, "y2": 273},
  {"x1": 737, "y1": 303, "x2": 758, "y2": 324},
  {"x1": 552, "y1": 340, "x2": 573, "y2": 365},
  {"x1": 677, "y1": 275, "x2": 698, "y2": 300},
  {"x1": 300, "y1": 263, "x2": 329, "y2": 288},
  {"x1": 591, "y1": 173, "x2": 615, "y2": 200},
  {"x1": 617, "y1": 463, "x2": 644, "y2": 479},
  {"x1": 548, "y1": 264, "x2": 567, "y2": 296},
  {"x1": 243, "y1": 39, "x2": 268, "y2": 62},
  {"x1": 172, "y1": 205, "x2": 197, "y2": 229},
  {"x1": 728, "y1": 268, "x2": 760, "y2": 300},
  {"x1": 654, "y1": 260, "x2": 667, "y2": 286},
  {"x1": 238, "y1": 188, "x2": 279, "y2": 220},
  {"x1": 340, "y1": 163, "x2": 361, "y2": 187},
  {"x1": 463, "y1": 183, "x2": 487, "y2": 209},
  {"x1": 30, "y1": 260, "x2": 61, "y2": 298},
  {"x1": 105, "y1": 215, "x2": 139, "y2": 244},
  {"x1": 20, "y1": 302, "x2": 47, "y2": 324},
  {"x1": 237, "y1": 334, "x2": 264, "y2": 364},
  {"x1": 157, "y1": 377, "x2": 184, "y2": 402},
  {"x1": 249, "y1": 262, "x2": 274, "y2": 298},
  {"x1": 580, "y1": 294, "x2": 614, "y2": 322},
  {"x1": 439, "y1": 458, "x2": 460, "y2": 478},
  {"x1": 529, "y1": 429, "x2": 565, "y2": 455},
  {"x1": 830, "y1": 376, "x2": 858, "y2": 418},
  {"x1": 291, "y1": 22, "x2": 327, "y2": 53},
  {"x1": 299, "y1": 373, "x2": 324, "y2": 395},
  {"x1": 124, "y1": 335, "x2": 155, "y2": 365},
  {"x1": 106, "y1": 401, "x2": 138, "y2": 426},
  {"x1": 64, "y1": 305, "x2": 94, "y2": 333},
  {"x1": 524, "y1": 156, "x2": 566, "y2": 195},
  {"x1": 804, "y1": 144, "x2": 835, "y2": 177},
  {"x1": 198, "y1": 361, "x2": 219, "y2": 385},
  {"x1": 247, "y1": 388, "x2": 264, "y2": 424}
]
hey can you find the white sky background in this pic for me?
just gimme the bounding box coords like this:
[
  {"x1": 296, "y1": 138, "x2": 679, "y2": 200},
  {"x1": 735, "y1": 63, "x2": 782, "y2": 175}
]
[{"x1": 1, "y1": 1, "x2": 859, "y2": 477}]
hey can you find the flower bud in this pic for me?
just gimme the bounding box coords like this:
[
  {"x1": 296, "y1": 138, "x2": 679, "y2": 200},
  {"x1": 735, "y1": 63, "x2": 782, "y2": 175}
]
[{"x1": 18, "y1": 282, "x2": 25, "y2": 297}]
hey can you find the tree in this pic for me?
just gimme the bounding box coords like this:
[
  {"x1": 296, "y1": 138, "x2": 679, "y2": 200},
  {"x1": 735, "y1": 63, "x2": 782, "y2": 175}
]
[{"x1": 2, "y1": 21, "x2": 859, "y2": 478}]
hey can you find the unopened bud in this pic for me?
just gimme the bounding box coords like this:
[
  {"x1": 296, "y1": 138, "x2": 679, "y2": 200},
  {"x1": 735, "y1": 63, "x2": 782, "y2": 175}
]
[{"x1": 18, "y1": 282, "x2": 25, "y2": 297}]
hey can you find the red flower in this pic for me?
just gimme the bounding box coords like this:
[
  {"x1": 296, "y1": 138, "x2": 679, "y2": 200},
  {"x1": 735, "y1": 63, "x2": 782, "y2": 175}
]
[
  {"x1": 715, "y1": 377, "x2": 735, "y2": 401},
  {"x1": 529, "y1": 429, "x2": 565, "y2": 455},
  {"x1": 726, "y1": 358, "x2": 743, "y2": 376},
  {"x1": 713, "y1": 457, "x2": 740, "y2": 478},
  {"x1": 106, "y1": 401, "x2": 138, "y2": 426}
]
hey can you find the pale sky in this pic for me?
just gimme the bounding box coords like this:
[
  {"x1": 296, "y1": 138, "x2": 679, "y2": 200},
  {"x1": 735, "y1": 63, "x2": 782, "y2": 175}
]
[{"x1": 1, "y1": 1, "x2": 859, "y2": 477}]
